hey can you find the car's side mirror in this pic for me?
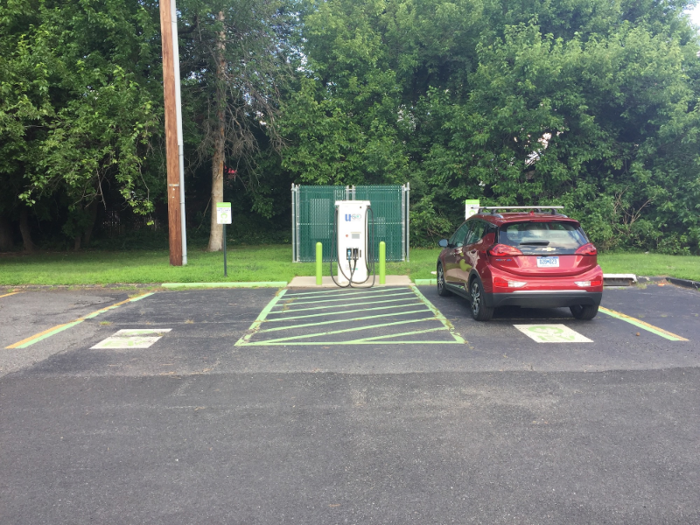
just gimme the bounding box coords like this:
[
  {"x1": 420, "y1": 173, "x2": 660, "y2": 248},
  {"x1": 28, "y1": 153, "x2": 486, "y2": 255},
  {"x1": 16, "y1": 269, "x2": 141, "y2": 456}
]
[{"x1": 438, "y1": 239, "x2": 449, "y2": 248}]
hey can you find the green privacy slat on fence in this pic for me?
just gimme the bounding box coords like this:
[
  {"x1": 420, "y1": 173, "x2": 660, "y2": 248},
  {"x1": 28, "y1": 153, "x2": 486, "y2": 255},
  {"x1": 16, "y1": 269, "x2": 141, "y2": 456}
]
[
  {"x1": 353, "y1": 186, "x2": 405, "y2": 263},
  {"x1": 297, "y1": 186, "x2": 347, "y2": 262},
  {"x1": 293, "y1": 185, "x2": 408, "y2": 262}
]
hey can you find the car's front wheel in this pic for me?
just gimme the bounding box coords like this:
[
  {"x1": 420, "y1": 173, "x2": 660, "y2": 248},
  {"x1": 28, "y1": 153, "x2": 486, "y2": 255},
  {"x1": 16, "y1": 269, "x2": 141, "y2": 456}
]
[
  {"x1": 470, "y1": 278, "x2": 494, "y2": 321},
  {"x1": 570, "y1": 304, "x2": 598, "y2": 320},
  {"x1": 437, "y1": 263, "x2": 451, "y2": 297}
]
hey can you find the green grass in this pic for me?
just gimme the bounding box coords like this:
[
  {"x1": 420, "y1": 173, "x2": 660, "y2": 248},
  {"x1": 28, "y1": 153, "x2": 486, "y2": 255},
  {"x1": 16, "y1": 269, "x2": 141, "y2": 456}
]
[
  {"x1": 0, "y1": 245, "x2": 698, "y2": 286},
  {"x1": 0, "y1": 245, "x2": 443, "y2": 286},
  {"x1": 597, "y1": 253, "x2": 700, "y2": 282}
]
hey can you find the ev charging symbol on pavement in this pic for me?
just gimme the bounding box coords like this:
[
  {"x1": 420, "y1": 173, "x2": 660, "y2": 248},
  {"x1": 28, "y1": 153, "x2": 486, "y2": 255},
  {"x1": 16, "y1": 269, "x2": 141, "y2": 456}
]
[
  {"x1": 514, "y1": 324, "x2": 593, "y2": 343},
  {"x1": 91, "y1": 329, "x2": 172, "y2": 349}
]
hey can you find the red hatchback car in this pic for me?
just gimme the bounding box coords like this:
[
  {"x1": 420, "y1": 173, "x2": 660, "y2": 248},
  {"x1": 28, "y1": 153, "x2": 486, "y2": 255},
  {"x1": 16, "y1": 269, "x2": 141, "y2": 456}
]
[{"x1": 436, "y1": 207, "x2": 603, "y2": 321}]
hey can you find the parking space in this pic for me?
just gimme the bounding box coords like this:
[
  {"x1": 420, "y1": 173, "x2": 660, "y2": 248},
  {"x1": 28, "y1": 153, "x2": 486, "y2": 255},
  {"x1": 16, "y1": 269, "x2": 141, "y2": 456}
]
[
  {"x1": 3, "y1": 288, "x2": 280, "y2": 378},
  {"x1": 236, "y1": 287, "x2": 464, "y2": 346},
  {"x1": 599, "y1": 284, "x2": 699, "y2": 340},
  {"x1": 0, "y1": 289, "x2": 130, "y2": 349},
  {"x1": 421, "y1": 282, "x2": 700, "y2": 373}
]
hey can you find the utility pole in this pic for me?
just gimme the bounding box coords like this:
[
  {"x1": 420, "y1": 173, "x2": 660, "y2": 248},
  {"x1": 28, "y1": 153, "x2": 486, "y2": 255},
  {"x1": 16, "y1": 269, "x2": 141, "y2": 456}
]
[{"x1": 159, "y1": 0, "x2": 187, "y2": 265}]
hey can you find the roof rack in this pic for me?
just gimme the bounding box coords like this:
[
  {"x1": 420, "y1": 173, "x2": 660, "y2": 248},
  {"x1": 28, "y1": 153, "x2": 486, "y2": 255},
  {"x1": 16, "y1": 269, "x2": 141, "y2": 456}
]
[{"x1": 479, "y1": 206, "x2": 565, "y2": 216}]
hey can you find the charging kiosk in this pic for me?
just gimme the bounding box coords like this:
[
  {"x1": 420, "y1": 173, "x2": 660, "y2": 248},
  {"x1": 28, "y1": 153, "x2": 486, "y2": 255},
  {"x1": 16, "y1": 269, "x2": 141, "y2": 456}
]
[{"x1": 333, "y1": 200, "x2": 373, "y2": 286}]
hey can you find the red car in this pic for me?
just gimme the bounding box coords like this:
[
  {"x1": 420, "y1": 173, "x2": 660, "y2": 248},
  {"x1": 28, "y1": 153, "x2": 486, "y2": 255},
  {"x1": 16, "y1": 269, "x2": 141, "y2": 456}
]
[{"x1": 436, "y1": 207, "x2": 603, "y2": 321}]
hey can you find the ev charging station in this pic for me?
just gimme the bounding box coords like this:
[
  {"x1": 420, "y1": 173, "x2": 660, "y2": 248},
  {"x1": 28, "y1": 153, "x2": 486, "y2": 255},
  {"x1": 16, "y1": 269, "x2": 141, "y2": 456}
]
[{"x1": 333, "y1": 200, "x2": 374, "y2": 286}]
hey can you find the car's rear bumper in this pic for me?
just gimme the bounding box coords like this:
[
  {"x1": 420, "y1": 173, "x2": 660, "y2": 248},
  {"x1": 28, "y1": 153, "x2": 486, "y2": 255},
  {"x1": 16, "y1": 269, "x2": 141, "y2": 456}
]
[{"x1": 485, "y1": 291, "x2": 603, "y2": 309}]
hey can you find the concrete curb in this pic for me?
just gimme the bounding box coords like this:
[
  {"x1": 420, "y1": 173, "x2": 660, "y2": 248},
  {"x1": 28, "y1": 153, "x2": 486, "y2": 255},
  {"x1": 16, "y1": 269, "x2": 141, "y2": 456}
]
[
  {"x1": 416, "y1": 275, "x2": 646, "y2": 287},
  {"x1": 0, "y1": 283, "x2": 159, "y2": 291},
  {"x1": 161, "y1": 282, "x2": 287, "y2": 289},
  {"x1": 288, "y1": 275, "x2": 412, "y2": 288},
  {"x1": 666, "y1": 277, "x2": 700, "y2": 290},
  {"x1": 603, "y1": 274, "x2": 637, "y2": 286},
  {"x1": 638, "y1": 276, "x2": 668, "y2": 283}
]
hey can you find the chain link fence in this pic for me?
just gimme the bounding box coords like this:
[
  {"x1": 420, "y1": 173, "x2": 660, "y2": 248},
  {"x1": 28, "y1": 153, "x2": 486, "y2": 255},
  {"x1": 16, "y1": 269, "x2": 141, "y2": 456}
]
[{"x1": 291, "y1": 184, "x2": 410, "y2": 262}]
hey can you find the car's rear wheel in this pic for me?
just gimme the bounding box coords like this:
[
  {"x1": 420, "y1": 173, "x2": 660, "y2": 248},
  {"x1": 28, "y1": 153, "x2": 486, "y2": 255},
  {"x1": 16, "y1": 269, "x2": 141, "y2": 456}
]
[
  {"x1": 470, "y1": 278, "x2": 494, "y2": 321},
  {"x1": 570, "y1": 304, "x2": 598, "y2": 320},
  {"x1": 437, "y1": 263, "x2": 451, "y2": 297}
]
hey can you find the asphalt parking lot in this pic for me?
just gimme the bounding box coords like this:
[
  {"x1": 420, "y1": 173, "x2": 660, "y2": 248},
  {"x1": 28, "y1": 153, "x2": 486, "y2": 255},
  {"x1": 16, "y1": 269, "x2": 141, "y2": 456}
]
[{"x1": 1, "y1": 283, "x2": 699, "y2": 524}]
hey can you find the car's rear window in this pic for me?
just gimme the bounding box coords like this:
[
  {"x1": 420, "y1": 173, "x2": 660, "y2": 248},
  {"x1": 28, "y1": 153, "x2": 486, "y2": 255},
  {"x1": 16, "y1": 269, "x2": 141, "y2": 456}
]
[{"x1": 498, "y1": 221, "x2": 588, "y2": 255}]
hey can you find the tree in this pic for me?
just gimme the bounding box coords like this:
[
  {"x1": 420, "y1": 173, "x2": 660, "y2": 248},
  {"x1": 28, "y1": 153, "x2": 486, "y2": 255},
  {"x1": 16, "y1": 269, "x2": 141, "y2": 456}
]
[
  {"x1": 422, "y1": 20, "x2": 700, "y2": 250},
  {"x1": 280, "y1": 0, "x2": 700, "y2": 251},
  {"x1": 0, "y1": 0, "x2": 162, "y2": 250},
  {"x1": 178, "y1": 0, "x2": 294, "y2": 251}
]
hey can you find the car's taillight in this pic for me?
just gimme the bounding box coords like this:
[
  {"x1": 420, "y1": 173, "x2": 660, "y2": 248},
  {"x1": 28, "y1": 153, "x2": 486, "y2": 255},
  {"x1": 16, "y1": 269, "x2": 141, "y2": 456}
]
[
  {"x1": 494, "y1": 276, "x2": 527, "y2": 288},
  {"x1": 489, "y1": 244, "x2": 523, "y2": 256},
  {"x1": 575, "y1": 243, "x2": 597, "y2": 256}
]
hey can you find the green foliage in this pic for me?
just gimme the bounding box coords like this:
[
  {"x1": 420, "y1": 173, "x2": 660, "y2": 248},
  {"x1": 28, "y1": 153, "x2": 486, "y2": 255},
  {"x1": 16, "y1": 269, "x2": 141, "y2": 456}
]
[
  {"x1": 177, "y1": 0, "x2": 294, "y2": 196},
  {"x1": 0, "y1": 0, "x2": 162, "y2": 248},
  {"x1": 278, "y1": 0, "x2": 700, "y2": 252},
  {"x1": 279, "y1": 0, "x2": 409, "y2": 185},
  {"x1": 2, "y1": 0, "x2": 699, "y2": 256},
  {"x1": 409, "y1": 193, "x2": 455, "y2": 247}
]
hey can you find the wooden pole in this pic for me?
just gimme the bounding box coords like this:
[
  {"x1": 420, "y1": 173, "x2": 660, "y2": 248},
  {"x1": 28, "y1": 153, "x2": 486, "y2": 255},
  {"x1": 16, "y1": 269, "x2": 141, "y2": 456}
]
[
  {"x1": 159, "y1": 0, "x2": 183, "y2": 266},
  {"x1": 170, "y1": 0, "x2": 187, "y2": 265}
]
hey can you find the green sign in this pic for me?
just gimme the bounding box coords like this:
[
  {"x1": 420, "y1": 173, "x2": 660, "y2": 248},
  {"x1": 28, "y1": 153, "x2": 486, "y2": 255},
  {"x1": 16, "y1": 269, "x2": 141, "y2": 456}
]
[
  {"x1": 465, "y1": 199, "x2": 480, "y2": 219},
  {"x1": 216, "y1": 202, "x2": 232, "y2": 224}
]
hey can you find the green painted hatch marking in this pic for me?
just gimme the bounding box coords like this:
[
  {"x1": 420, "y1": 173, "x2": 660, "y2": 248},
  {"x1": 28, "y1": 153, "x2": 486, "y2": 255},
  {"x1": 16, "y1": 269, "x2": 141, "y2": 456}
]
[{"x1": 235, "y1": 286, "x2": 464, "y2": 346}]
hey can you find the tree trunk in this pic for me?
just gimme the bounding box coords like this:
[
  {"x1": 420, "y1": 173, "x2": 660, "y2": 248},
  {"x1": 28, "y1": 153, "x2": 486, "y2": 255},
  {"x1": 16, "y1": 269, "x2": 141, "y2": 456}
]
[
  {"x1": 82, "y1": 201, "x2": 98, "y2": 247},
  {"x1": 207, "y1": 11, "x2": 226, "y2": 252},
  {"x1": 0, "y1": 216, "x2": 14, "y2": 251},
  {"x1": 19, "y1": 206, "x2": 35, "y2": 252}
]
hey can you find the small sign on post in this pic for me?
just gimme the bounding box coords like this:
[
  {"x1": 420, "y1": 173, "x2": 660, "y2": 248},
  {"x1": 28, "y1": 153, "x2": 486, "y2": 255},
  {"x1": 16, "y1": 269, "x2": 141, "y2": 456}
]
[
  {"x1": 465, "y1": 199, "x2": 480, "y2": 219},
  {"x1": 217, "y1": 202, "x2": 232, "y2": 225},
  {"x1": 217, "y1": 202, "x2": 232, "y2": 276}
]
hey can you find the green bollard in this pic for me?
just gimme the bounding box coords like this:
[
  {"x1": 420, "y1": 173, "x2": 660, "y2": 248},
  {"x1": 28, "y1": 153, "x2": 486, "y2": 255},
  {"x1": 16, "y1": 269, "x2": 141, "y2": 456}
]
[
  {"x1": 316, "y1": 242, "x2": 323, "y2": 285},
  {"x1": 379, "y1": 241, "x2": 386, "y2": 285}
]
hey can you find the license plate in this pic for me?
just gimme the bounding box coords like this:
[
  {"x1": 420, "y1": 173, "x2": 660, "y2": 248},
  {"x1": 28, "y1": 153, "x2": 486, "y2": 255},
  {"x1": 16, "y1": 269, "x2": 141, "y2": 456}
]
[{"x1": 537, "y1": 256, "x2": 559, "y2": 268}]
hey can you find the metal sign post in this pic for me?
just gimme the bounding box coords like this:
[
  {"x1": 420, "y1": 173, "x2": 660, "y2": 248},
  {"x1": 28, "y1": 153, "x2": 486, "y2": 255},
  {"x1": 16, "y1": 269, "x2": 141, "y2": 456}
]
[{"x1": 217, "y1": 202, "x2": 232, "y2": 276}]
